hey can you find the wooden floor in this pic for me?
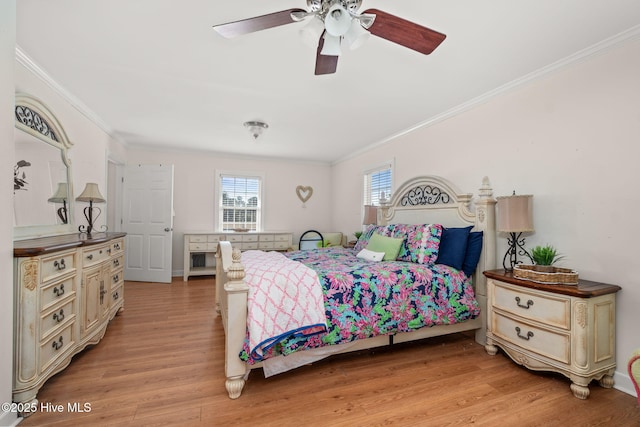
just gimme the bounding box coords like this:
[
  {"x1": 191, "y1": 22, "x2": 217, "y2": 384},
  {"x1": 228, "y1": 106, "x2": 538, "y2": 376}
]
[{"x1": 20, "y1": 277, "x2": 639, "y2": 426}]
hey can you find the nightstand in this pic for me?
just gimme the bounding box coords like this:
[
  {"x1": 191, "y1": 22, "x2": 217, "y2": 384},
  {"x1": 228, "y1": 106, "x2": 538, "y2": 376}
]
[
  {"x1": 483, "y1": 269, "x2": 621, "y2": 399},
  {"x1": 346, "y1": 240, "x2": 357, "y2": 249}
]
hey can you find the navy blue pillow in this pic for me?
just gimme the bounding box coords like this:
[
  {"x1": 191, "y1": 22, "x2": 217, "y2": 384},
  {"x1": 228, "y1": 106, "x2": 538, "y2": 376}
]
[
  {"x1": 436, "y1": 226, "x2": 472, "y2": 270},
  {"x1": 462, "y1": 231, "x2": 483, "y2": 277}
]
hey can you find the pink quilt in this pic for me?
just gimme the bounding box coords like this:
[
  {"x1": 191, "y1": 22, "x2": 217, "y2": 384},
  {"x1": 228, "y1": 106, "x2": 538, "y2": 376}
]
[{"x1": 241, "y1": 250, "x2": 327, "y2": 361}]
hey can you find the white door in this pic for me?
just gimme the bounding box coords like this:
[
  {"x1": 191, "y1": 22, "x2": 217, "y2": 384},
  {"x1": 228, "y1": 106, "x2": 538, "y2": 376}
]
[{"x1": 123, "y1": 164, "x2": 174, "y2": 283}]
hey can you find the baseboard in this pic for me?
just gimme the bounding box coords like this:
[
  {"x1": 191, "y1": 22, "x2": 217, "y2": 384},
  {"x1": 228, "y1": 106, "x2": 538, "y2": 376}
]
[
  {"x1": 613, "y1": 369, "x2": 638, "y2": 398},
  {"x1": 0, "y1": 411, "x2": 19, "y2": 427}
]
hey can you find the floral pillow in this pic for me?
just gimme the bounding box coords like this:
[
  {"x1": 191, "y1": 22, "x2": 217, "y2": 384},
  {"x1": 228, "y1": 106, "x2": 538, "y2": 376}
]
[
  {"x1": 384, "y1": 223, "x2": 442, "y2": 265},
  {"x1": 354, "y1": 224, "x2": 386, "y2": 252}
]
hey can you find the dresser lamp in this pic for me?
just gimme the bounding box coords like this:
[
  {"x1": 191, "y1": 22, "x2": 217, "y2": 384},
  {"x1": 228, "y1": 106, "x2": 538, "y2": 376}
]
[
  {"x1": 48, "y1": 182, "x2": 69, "y2": 224},
  {"x1": 76, "y1": 183, "x2": 106, "y2": 235},
  {"x1": 497, "y1": 193, "x2": 534, "y2": 271}
]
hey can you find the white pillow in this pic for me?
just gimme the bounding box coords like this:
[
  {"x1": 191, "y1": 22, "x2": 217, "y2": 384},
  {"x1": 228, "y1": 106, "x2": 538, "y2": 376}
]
[{"x1": 356, "y1": 248, "x2": 385, "y2": 262}]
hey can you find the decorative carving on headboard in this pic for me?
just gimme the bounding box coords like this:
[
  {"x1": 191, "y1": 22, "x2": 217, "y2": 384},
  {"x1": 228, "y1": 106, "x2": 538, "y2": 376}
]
[
  {"x1": 400, "y1": 185, "x2": 451, "y2": 206},
  {"x1": 15, "y1": 105, "x2": 59, "y2": 142}
]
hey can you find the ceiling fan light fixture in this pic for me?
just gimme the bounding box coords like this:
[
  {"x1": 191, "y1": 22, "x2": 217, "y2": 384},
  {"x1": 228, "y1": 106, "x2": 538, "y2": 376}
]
[
  {"x1": 324, "y1": 4, "x2": 352, "y2": 37},
  {"x1": 290, "y1": 10, "x2": 310, "y2": 22},
  {"x1": 299, "y1": 15, "x2": 325, "y2": 47},
  {"x1": 345, "y1": 19, "x2": 370, "y2": 50},
  {"x1": 358, "y1": 13, "x2": 376, "y2": 30},
  {"x1": 243, "y1": 121, "x2": 268, "y2": 140},
  {"x1": 320, "y1": 33, "x2": 342, "y2": 56}
]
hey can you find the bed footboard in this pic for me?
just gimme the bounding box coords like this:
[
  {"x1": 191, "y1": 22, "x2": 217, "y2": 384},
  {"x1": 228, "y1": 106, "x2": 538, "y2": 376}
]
[{"x1": 216, "y1": 242, "x2": 249, "y2": 399}]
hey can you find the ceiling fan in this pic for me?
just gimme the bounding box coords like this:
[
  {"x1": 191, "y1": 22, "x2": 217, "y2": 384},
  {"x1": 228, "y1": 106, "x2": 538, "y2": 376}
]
[{"x1": 213, "y1": 0, "x2": 446, "y2": 75}]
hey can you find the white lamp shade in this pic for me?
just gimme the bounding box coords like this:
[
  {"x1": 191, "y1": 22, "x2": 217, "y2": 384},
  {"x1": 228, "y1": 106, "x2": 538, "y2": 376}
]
[
  {"x1": 48, "y1": 182, "x2": 68, "y2": 203},
  {"x1": 299, "y1": 16, "x2": 325, "y2": 48},
  {"x1": 363, "y1": 205, "x2": 378, "y2": 225},
  {"x1": 76, "y1": 183, "x2": 106, "y2": 203},
  {"x1": 324, "y1": 4, "x2": 352, "y2": 37},
  {"x1": 497, "y1": 194, "x2": 534, "y2": 232},
  {"x1": 321, "y1": 33, "x2": 342, "y2": 56},
  {"x1": 345, "y1": 20, "x2": 370, "y2": 50}
]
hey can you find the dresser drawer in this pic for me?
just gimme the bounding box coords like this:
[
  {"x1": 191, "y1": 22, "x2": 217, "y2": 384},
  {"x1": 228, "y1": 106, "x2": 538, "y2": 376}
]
[
  {"x1": 111, "y1": 269, "x2": 123, "y2": 288},
  {"x1": 189, "y1": 235, "x2": 207, "y2": 243},
  {"x1": 41, "y1": 250, "x2": 76, "y2": 283},
  {"x1": 258, "y1": 242, "x2": 275, "y2": 250},
  {"x1": 208, "y1": 235, "x2": 223, "y2": 243},
  {"x1": 274, "y1": 241, "x2": 290, "y2": 250},
  {"x1": 227, "y1": 235, "x2": 243, "y2": 243},
  {"x1": 40, "y1": 323, "x2": 75, "y2": 374},
  {"x1": 40, "y1": 276, "x2": 76, "y2": 312},
  {"x1": 189, "y1": 242, "x2": 208, "y2": 251},
  {"x1": 274, "y1": 234, "x2": 291, "y2": 242},
  {"x1": 111, "y1": 283, "x2": 124, "y2": 306},
  {"x1": 111, "y1": 254, "x2": 124, "y2": 271},
  {"x1": 41, "y1": 298, "x2": 76, "y2": 341},
  {"x1": 493, "y1": 311, "x2": 570, "y2": 365},
  {"x1": 241, "y1": 242, "x2": 259, "y2": 250},
  {"x1": 492, "y1": 280, "x2": 571, "y2": 330},
  {"x1": 110, "y1": 238, "x2": 124, "y2": 256},
  {"x1": 243, "y1": 234, "x2": 258, "y2": 242},
  {"x1": 82, "y1": 244, "x2": 110, "y2": 268},
  {"x1": 259, "y1": 234, "x2": 274, "y2": 242}
]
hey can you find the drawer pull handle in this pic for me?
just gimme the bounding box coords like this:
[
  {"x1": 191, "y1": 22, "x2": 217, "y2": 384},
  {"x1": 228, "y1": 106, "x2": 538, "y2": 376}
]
[
  {"x1": 52, "y1": 336, "x2": 63, "y2": 351},
  {"x1": 515, "y1": 296, "x2": 534, "y2": 309},
  {"x1": 53, "y1": 259, "x2": 66, "y2": 270},
  {"x1": 113, "y1": 274, "x2": 119, "y2": 283},
  {"x1": 53, "y1": 284, "x2": 65, "y2": 297},
  {"x1": 113, "y1": 259, "x2": 120, "y2": 267},
  {"x1": 114, "y1": 243, "x2": 121, "y2": 250},
  {"x1": 515, "y1": 327, "x2": 534, "y2": 341},
  {"x1": 113, "y1": 291, "x2": 119, "y2": 301},
  {"x1": 53, "y1": 309, "x2": 65, "y2": 323},
  {"x1": 86, "y1": 254, "x2": 94, "y2": 260}
]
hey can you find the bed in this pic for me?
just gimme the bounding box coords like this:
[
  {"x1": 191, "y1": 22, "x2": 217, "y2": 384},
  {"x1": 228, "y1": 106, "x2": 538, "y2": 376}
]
[{"x1": 215, "y1": 175, "x2": 496, "y2": 399}]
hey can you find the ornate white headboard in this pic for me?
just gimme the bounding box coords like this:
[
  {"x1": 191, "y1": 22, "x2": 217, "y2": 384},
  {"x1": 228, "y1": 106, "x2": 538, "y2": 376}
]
[{"x1": 379, "y1": 175, "x2": 496, "y2": 342}]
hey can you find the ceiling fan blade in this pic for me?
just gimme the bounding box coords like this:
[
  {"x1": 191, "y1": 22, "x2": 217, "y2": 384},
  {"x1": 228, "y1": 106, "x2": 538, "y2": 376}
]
[
  {"x1": 362, "y1": 8, "x2": 446, "y2": 55},
  {"x1": 213, "y1": 8, "x2": 306, "y2": 38},
  {"x1": 315, "y1": 34, "x2": 339, "y2": 75}
]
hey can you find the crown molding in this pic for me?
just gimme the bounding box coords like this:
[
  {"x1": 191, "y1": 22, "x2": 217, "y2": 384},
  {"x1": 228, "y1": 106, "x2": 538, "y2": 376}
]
[
  {"x1": 333, "y1": 24, "x2": 640, "y2": 166},
  {"x1": 15, "y1": 45, "x2": 127, "y2": 146}
]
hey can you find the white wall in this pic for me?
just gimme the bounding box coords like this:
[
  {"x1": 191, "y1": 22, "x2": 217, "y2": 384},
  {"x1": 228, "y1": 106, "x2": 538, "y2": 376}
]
[
  {"x1": 1, "y1": 2, "x2": 18, "y2": 425},
  {"x1": 331, "y1": 39, "x2": 640, "y2": 395},
  {"x1": 126, "y1": 148, "x2": 333, "y2": 275}
]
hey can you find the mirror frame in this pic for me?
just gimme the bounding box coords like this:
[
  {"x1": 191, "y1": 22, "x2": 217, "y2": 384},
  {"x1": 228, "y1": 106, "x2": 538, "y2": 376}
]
[{"x1": 14, "y1": 93, "x2": 75, "y2": 239}]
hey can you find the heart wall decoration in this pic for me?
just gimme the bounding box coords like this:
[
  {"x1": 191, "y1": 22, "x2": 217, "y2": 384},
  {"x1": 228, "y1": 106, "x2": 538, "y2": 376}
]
[{"x1": 296, "y1": 185, "x2": 313, "y2": 208}]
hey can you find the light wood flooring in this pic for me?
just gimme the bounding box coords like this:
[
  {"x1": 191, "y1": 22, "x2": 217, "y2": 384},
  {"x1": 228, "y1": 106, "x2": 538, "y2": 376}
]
[{"x1": 20, "y1": 277, "x2": 639, "y2": 426}]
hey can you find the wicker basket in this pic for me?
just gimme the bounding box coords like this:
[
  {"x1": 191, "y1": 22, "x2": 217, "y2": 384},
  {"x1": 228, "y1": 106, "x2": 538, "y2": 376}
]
[{"x1": 513, "y1": 264, "x2": 579, "y2": 285}]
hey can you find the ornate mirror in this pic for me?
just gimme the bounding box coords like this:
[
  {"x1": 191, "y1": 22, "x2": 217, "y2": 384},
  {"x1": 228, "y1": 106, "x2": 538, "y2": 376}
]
[{"x1": 14, "y1": 93, "x2": 75, "y2": 239}]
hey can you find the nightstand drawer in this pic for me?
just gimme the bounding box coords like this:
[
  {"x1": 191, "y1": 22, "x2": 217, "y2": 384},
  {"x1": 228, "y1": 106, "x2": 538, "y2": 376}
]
[
  {"x1": 493, "y1": 311, "x2": 570, "y2": 364},
  {"x1": 492, "y1": 280, "x2": 571, "y2": 330}
]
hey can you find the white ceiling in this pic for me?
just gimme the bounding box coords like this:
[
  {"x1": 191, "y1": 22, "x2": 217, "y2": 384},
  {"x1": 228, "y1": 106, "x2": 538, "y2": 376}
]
[{"x1": 15, "y1": 1, "x2": 640, "y2": 164}]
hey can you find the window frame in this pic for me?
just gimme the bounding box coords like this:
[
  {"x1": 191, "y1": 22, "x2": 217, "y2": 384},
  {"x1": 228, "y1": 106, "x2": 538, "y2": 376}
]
[
  {"x1": 363, "y1": 159, "x2": 394, "y2": 208},
  {"x1": 216, "y1": 170, "x2": 265, "y2": 232}
]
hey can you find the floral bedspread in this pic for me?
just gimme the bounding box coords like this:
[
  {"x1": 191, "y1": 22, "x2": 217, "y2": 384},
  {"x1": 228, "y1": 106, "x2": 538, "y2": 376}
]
[{"x1": 240, "y1": 247, "x2": 480, "y2": 364}]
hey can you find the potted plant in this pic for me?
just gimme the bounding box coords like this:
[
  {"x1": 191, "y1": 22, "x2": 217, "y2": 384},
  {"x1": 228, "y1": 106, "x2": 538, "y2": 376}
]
[{"x1": 530, "y1": 245, "x2": 564, "y2": 272}]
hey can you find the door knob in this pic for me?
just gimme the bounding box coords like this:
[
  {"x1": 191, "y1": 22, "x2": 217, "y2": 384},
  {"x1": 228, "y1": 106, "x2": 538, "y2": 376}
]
[{"x1": 164, "y1": 227, "x2": 172, "y2": 232}]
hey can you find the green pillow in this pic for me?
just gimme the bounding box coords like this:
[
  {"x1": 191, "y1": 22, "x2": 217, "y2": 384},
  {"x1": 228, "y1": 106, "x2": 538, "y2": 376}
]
[{"x1": 366, "y1": 233, "x2": 403, "y2": 261}]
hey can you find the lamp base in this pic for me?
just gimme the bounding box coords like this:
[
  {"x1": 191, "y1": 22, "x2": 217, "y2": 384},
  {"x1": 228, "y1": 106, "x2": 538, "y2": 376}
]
[{"x1": 502, "y1": 232, "x2": 533, "y2": 271}]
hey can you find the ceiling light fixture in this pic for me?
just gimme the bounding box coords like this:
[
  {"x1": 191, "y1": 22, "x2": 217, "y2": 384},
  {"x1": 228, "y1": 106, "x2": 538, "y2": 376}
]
[
  {"x1": 244, "y1": 121, "x2": 269, "y2": 140},
  {"x1": 292, "y1": 1, "x2": 376, "y2": 56}
]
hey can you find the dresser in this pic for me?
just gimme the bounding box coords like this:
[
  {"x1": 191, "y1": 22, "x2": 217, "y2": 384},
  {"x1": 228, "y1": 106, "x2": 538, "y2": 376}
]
[
  {"x1": 183, "y1": 231, "x2": 293, "y2": 280},
  {"x1": 483, "y1": 269, "x2": 621, "y2": 399},
  {"x1": 13, "y1": 232, "x2": 125, "y2": 415}
]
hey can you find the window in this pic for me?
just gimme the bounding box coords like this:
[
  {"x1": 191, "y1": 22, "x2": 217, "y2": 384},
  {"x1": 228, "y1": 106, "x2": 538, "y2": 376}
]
[
  {"x1": 363, "y1": 162, "x2": 393, "y2": 206},
  {"x1": 218, "y1": 173, "x2": 263, "y2": 231}
]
